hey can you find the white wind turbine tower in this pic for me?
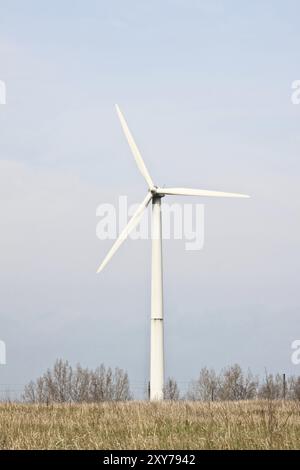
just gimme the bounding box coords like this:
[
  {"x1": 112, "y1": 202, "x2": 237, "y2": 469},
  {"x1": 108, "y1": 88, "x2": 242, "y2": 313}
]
[{"x1": 97, "y1": 105, "x2": 250, "y2": 401}]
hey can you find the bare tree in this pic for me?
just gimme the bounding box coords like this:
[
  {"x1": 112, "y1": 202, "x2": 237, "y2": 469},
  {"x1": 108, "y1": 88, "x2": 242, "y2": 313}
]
[
  {"x1": 258, "y1": 373, "x2": 285, "y2": 400},
  {"x1": 71, "y1": 364, "x2": 91, "y2": 402},
  {"x1": 218, "y1": 365, "x2": 258, "y2": 401},
  {"x1": 23, "y1": 359, "x2": 73, "y2": 403},
  {"x1": 164, "y1": 378, "x2": 180, "y2": 400},
  {"x1": 288, "y1": 376, "x2": 300, "y2": 401},
  {"x1": 187, "y1": 365, "x2": 258, "y2": 401},
  {"x1": 45, "y1": 359, "x2": 73, "y2": 402},
  {"x1": 187, "y1": 367, "x2": 218, "y2": 401},
  {"x1": 90, "y1": 365, "x2": 115, "y2": 401},
  {"x1": 23, "y1": 359, "x2": 132, "y2": 403},
  {"x1": 113, "y1": 367, "x2": 132, "y2": 401},
  {"x1": 294, "y1": 377, "x2": 300, "y2": 400}
]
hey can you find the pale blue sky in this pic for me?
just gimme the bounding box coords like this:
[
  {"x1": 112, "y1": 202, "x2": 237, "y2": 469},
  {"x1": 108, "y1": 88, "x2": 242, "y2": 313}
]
[{"x1": 0, "y1": 1, "x2": 300, "y2": 397}]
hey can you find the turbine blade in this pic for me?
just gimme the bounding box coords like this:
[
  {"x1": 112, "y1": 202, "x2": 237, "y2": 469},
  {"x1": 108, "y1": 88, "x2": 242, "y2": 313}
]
[
  {"x1": 97, "y1": 192, "x2": 152, "y2": 273},
  {"x1": 116, "y1": 104, "x2": 154, "y2": 189},
  {"x1": 157, "y1": 187, "x2": 250, "y2": 198}
]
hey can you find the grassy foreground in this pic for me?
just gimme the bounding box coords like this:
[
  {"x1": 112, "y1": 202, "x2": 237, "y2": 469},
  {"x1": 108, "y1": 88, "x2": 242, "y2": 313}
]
[{"x1": 0, "y1": 400, "x2": 299, "y2": 450}]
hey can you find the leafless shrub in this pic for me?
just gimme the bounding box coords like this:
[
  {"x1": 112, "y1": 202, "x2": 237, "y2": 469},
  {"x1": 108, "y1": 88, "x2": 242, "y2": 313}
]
[
  {"x1": 187, "y1": 365, "x2": 258, "y2": 401},
  {"x1": 218, "y1": 364, "x2": 258, "y2": 401},
  {"x1": 164, "y1": 378, "x2": 180, "y2": 400},
  {"x1": 23, "y1": 359, "x2": 132, "y2": 403},
  {"x1": 288, "y1": 376, "x2": 300, "y2": 401},
  {"x1": 258, "y1": 372, "x2": 285, "y2": 400},
  {"x1": 186, "y1": 367, "x2": 218, "y2": 401}
]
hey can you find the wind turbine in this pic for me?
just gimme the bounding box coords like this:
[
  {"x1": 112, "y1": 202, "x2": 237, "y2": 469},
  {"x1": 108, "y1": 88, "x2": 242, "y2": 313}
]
[{"x1": 97, "y1": 105, "x2": 250, "y2": 401}]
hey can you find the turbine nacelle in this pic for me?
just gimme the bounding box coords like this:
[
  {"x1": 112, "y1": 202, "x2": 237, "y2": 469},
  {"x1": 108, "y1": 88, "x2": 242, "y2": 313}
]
[{"x1": 150, "y1": 186, "x2": 164, "y2": 198}]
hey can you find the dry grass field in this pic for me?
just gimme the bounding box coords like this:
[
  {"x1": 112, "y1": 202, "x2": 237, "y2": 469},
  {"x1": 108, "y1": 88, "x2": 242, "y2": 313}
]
[{"x1": 0, "y1": 400, "x2": 299, "y2": 450}]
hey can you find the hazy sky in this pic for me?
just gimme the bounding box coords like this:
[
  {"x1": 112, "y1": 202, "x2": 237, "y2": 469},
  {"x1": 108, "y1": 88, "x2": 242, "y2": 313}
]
[{"x1": 0, "y1": 0, "x2": 300, "y2": 397}]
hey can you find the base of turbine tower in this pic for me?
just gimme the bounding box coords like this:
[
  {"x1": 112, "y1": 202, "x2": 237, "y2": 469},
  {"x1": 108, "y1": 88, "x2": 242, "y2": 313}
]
[{"x1": 150, "y1": 317, "x2": 164, "y2": 401}]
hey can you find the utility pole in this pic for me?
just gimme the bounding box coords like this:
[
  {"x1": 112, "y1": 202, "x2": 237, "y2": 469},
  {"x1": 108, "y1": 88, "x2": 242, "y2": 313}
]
[{"x1": 283, "y1": 373, "x2": 286, "y2": 400}]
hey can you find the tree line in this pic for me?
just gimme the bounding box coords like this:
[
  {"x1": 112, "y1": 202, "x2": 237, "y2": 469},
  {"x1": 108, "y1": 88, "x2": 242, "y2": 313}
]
[
  {"x1": 23, "y1": 359, "x2": 300, "y2": 403},
  {"x1": 165, "y1": 365, "x2": 300, "y2": 401},
  {"x1": 23, "y1": 360, "x2": 131, "y2": 403}
]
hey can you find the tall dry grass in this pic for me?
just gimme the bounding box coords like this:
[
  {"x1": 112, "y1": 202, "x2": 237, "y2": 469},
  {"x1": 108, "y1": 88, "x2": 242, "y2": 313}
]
[{"x1": 0, "y1": 400, "x2": 299, "y2": 449}]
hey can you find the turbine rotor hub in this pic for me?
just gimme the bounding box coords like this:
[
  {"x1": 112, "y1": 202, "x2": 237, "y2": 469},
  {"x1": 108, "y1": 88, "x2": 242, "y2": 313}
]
[{"x1": 150, "y1": 186, "x2": 164, "y2": 198}]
